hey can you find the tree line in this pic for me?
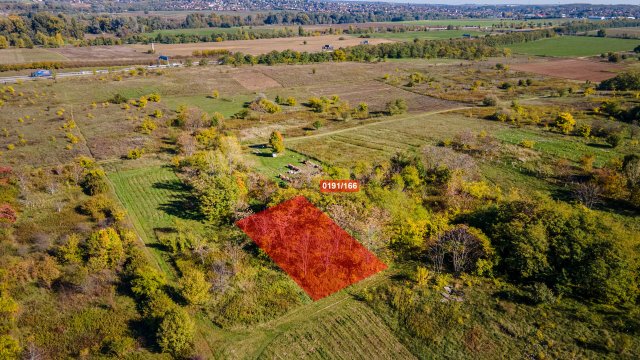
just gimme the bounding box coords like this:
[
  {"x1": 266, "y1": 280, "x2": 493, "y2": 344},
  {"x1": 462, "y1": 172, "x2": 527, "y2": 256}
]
[
  {"x1": 220, "y1": 29, "x2": 556, "y2": 66},
  {"x1": 4, "y1": 10, "x2": 640, "y2": 49}
]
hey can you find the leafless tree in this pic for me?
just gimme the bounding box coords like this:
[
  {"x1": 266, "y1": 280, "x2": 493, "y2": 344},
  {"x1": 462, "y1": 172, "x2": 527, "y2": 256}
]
[
  {"x1": 22, "y1": 342, "x2": 45, "y2": 360},
  {"x1": 46, "y1": 180, "x2": 59, "y2": 195},
  {"x1": 54, "y1": 200, "x2": 66, "y2": 213},
  {"x1": 14, "y1": 169, "x2": 29, "y2": 194},
  {"x1": 453, "y1": 130, "x2": 476, "y2": 151},
  {"x1": 429, "y1": 225, "x2": 486, "y2": 274},
  {"x1": 299, "y1": 231, "x2": 311, "y2": 277},
  {"x1": 574, "y1": 181, "x2": 603, "y2": 209},
  {"x1": 421, "y1": 145, "x2": 479, "y2": 181},
  {"x1": 67, "y1": 162, "x2": 84, "y2": 185},
  {"x1": 191, "y1": 237, "x2": 211, "y2": 265},
  {"x1": 224, "y1": 242, "x2": 246, "y2": 274},
  {"x1": 630, "y1": 120, "x2": 639, "y2": 139},
  {"x1": 328, "y1": 203, "x2": 389, "y2": 254},
  {"x1": 623, "y1": 156, "x2": 640, "y2": 187},
  {"x1": 232, "y1": 200, "x2": 254, "y2": 221},
  {"x1": 210, "y1": 259, "x2": 233, "y2": 294},
  {"x1": 429, "y1": 240, "x2": 446, "y2": 273},
  {"x1": 177, "y1": 133, "x2": 197, "y2": 156}
]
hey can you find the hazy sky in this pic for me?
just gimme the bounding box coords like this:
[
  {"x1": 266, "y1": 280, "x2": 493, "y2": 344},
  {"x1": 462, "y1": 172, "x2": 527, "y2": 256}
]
[{"x1": 356, "y1": 1, "x2": 640, "y2": 4}]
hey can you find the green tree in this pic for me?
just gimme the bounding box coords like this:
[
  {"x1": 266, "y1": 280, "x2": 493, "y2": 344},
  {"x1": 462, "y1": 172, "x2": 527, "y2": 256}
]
[
  {"x1": 606, "y1": 132, "x2": 623, "y2": 148},
  {"x1": 0, "y1": 293, "x2": 19, "y2": 333},
  {"x1": 471, "y1": 198, "x2": 638, "y2": 304},
  {"x1": 0, "y1": 36, "x2": 8, "y2": 49},
  {"x1": 86, "y1": 227, "x2": 125, "y2": 270},
  {"x1": 0, "y1": 335, "x2": 20, "y2": 359},
  {"x1": 355, "y1": 102, "x2": 369, "y2": 118},
  {"x1": 555, "y1": 112, "x2": 576, "y2": 134},
  {"x1": 178, "y1": 268, "x2": 211, "y2": 305},
  {"x1": 386, "y1": 99, "x2": 408, "y2": 115},
  {"x1": 143, "y1": 292, "x2": 178, "y2": 323},
  {"x1": 332, "y1": 49, "x2": 347, "y2": 61},
  {"x1": 131, "y1": 265, "x2": 167, "y2": 299},
  {"x1": 157, "y1": 308, "x2": 195, "y2": 358},
  {"x1": 401, "y1": 165, "x2": 422, "y2": 190},
  {"x1": 599, "y1": 70, "x2": 640, "y2": 91},
  {"x1": 196, "y1": 174, "x2": 241, "y2": 223},
  {"x1": 57, "y1": 233, "x2": 83, "y2": 264},
  {"x1": 81, "y1": 168, "x2": 109, "y2": 195},
  {"x1": 269, "y1": 131, "x2": 285, "y2": 154},
  {"x1": 623, "y1": 154, "x2": 640, "y2": 205},
  {"x1": 482, "y1": 95, "x2": 498, "y2": 106}
]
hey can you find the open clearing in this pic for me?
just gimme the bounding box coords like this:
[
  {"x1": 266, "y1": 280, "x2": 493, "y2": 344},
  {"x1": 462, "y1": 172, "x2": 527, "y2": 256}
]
[
  {"x1": 2, "y1": 34, "x2": 386, "y2": 66},
  {"x1": 257, "y1": 298, "x2": 415, "y2": 360},
  {"x1": 108, "y1": 165, "x2": 198, "y2": 277},
  {"x1": 231, "y1": 69, "x2": 282, "y2": 91},
  {"x1": 510, "y1": 58, "x2": 625, "y2": 81},
  {"x1": 50, "y1": 45, "x2": 155, "y2": 62},
  {"x1": 129, "y1": 35, "x2": 392, "y2": 56},
  {"x1": 0, "y1": 48, "x2": 68, "y2": 64},
  {"x1": 506, "y1": 35, "x2": 639, "y2": 57},
  {"x1": 587, "y1": 27, "x2": 640, "y2": 38},
  {"x1": 0, "y1": 45, "x2": 155, "y2": 65},
  {"x1": 288, "y1": 112, "x2": 491, "y2": 165},
  {"x1": 288, "y1": 111, "x2": 621, "y2": 168}
]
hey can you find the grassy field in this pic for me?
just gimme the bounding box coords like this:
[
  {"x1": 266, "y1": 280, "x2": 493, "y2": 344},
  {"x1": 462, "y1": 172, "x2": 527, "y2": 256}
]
[
  {"x1": 205, "y1": 270, "x2": 400, "y2": 359},
  {"x1": 587, "y1": 27, "x2": 640, "y2": 38},
  {"x1": 288, "y1": 112, "x2": 499, "y2": 165},
  {"x1": 506, "y1": 35, "x2": 640, "y2": 57},
  {"x1": 287, "y1": 111, "x2": 630, "y2": 192},
  {"x1": 494, "y1": 127, "x2": 620, "y2": 166},
  {"x1": 288, "y1": 112, "x2": 624, "y2": 168},
  {"x1": 164, "y1": 94, "x2": 254, "y2": 118},
  {"x1": 0, "y1": 48, "x2": 68, "y2": 64},
  {"x1": 257, "y1": 297, "x2": 415, "y2": 359},
  {"x1": 364, "y1": 29, "x2": 485, "y2": 41},
  {"x1": 249, "y1": 148, "x2": 311, "y2": 180},
  {"x1": 108, "y1": 164, "x2": 201, "y2": 277}
]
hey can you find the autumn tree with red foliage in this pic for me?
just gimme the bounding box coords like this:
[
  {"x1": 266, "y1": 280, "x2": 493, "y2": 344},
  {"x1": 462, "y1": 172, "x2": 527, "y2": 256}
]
[{"x1": 0, "y1": 204, "x2": 17, "y2": 224}]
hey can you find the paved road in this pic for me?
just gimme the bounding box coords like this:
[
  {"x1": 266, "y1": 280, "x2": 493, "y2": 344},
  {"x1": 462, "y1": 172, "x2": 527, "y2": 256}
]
[{"x1": 0, "y1": 62, "x2": 187, "y2": 84}]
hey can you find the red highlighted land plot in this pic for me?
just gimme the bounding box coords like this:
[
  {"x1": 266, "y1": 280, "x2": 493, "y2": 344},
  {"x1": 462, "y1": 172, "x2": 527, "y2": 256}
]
[{"x1": 236, "y1": 196, "x2": 387, "y2": 300}]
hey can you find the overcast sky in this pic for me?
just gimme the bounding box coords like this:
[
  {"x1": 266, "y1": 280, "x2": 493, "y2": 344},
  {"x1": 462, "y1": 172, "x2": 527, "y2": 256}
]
[{"x1": 355, "y1": 1, "x2": 640, "y2": 4}]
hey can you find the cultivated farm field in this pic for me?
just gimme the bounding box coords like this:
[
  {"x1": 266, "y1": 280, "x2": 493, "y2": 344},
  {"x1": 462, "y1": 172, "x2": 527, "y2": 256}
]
[
  {"x1": 128, "y1": 35, "x2": 392, "y2": 56},
  {"x1": 0, "y1": 48, "x2": 68, "y2": 64},
  {"x1": 147, "y1": 25, "x2": 290, "y2": 37},
  {"x1": 588, "y1": 27, "x2": 640, "y2": 38},
  {"x1": 506, "y1": 35, "x2": 640, "y2": 57},
  {"x1": 510, "y1": 58, "x2": 625, "y2": 81}
]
